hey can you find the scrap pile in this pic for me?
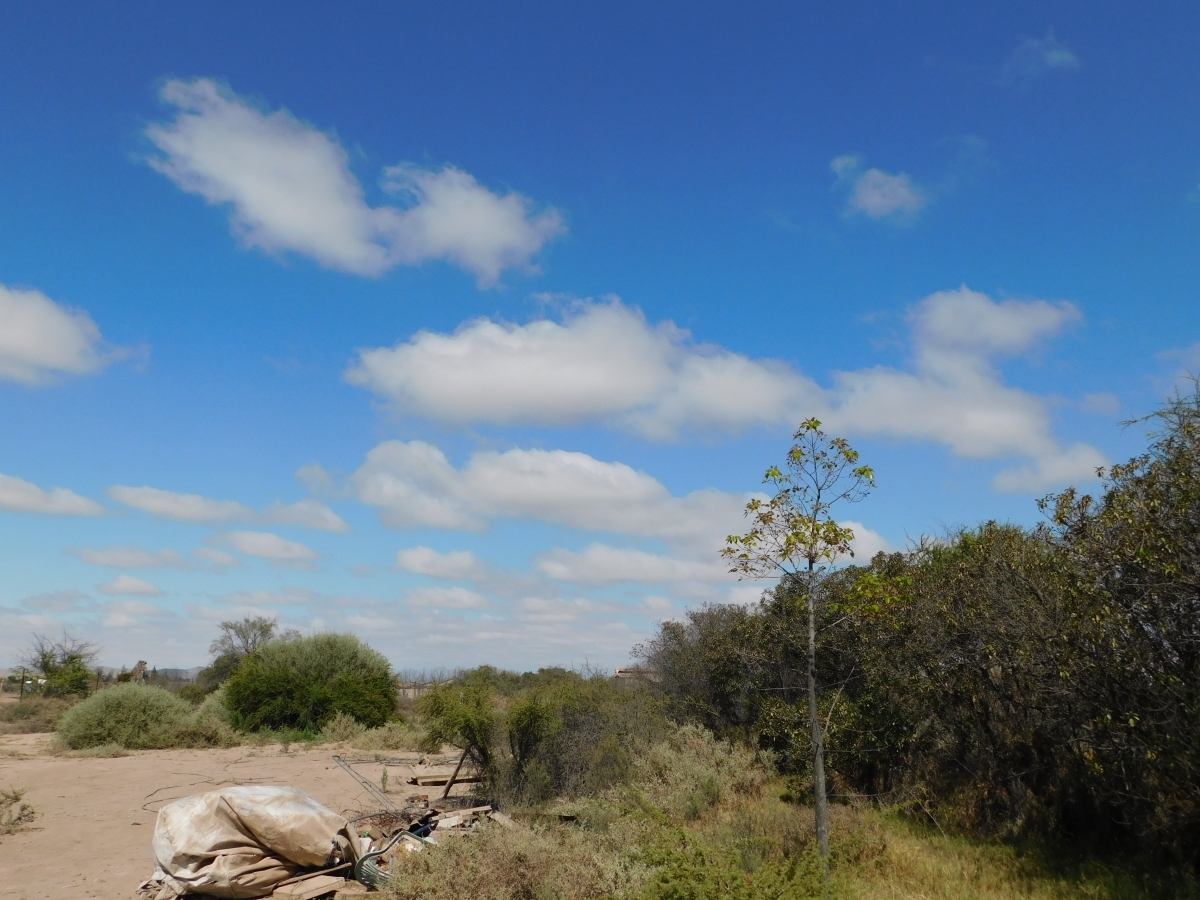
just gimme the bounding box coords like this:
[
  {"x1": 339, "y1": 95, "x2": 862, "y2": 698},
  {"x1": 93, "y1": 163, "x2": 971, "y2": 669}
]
[{"x1": 136, "y1": 756, "x2": 508, "y2": 899}]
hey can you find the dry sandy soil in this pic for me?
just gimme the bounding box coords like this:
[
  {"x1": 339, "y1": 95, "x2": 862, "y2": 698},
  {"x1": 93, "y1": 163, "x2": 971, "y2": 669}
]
[{"x1": 0, "y1": 731, "x2": 464, "y2": 900}]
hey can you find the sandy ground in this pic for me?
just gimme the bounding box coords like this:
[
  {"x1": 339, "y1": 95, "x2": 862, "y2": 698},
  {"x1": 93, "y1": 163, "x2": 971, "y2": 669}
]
[{"x1": 0, "y1": 730, "x2": 464, "y2": 900}]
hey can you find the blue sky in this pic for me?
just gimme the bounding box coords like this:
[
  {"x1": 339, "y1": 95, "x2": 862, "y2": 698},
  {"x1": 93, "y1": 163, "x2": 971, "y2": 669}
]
[{"x1": 2, "y1": 2, "x2": 1198, "y2": 671}]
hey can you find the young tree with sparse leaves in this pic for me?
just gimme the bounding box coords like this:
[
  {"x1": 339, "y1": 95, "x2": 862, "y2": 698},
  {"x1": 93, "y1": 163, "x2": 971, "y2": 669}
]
[{"x1": 722, "y1": 418, "x2": 874, "y2": 867}]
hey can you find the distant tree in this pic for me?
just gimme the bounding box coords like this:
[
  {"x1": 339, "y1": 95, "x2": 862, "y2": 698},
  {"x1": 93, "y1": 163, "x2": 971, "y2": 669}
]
[
  {"x1": 20, "y1": 632, "x2": 98, "y2": 697},
  {"x1": 722, "y1": 418, "x2": 874, "y2": 869},
  {"x1": 200, "y1": 616, "x2": 298, "y2": 689}
]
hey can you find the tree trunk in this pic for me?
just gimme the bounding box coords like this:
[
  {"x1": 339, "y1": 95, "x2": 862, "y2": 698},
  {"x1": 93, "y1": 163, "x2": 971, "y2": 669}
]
[{"x1": 807, "y1": 564, "x2": 830, "y2": 866}]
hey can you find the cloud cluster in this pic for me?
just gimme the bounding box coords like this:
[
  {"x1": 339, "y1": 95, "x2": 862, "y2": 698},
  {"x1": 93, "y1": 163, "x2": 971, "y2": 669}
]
[
  {"x1": 831, "y1": 155, "x2": 927, "y2": 221},
  {"x1": 347, "y1": 289, "x2": 1103, "y2": 491},
  {"x1": 351, "y1": 440, "x2": 748, "y2": 547},
  {"x1": 0, "y1": 284, "x2": 124, "y2": 385},
  {"x1": 147, "y1": 79, "x2": 563, "y2": 286},
  {"x1": 108, "y1": 484, "x2": 347, "y2": 531}
]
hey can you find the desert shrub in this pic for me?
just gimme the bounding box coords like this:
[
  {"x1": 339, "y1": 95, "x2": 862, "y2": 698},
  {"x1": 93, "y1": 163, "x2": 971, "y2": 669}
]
[
  {"x1": 631, "y1": 724, "x2": 768, "y2": 821},
  {"x1": 640, "y1": 829, "x2": 822, "y2": 900},
  {"x1": 1, "y1": 787, "x2": 36, "y2": 835},
  {"x1": 56, "y1": 684, "x2": 195, "y2": 749},
  {"x1": 0, "y1": 696, "x2": 73, "y2": 734},
  {"x1": 352, "y1": 720, "x2": 424, "y2": 752},
  {"x1": 385, "y1": 821, "x2": 627, "y2": 900},
  {"x1": 224, "y1": 633, "x2": 397, "y2": 732},
  {"x1": 176, "y1": 683, "x2": 207, "y2": 705},
  {"x1": 321, "y1": 710, "x2": 366, "y2": 743},
  {"x1": 194, "y1": 686, "x2": 232, "y2": 725}
]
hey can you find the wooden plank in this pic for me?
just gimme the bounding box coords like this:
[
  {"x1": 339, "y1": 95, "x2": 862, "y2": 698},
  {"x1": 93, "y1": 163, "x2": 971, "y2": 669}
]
[{"x1": 408, "y1": 774, "x2": 481, "y2": 786}]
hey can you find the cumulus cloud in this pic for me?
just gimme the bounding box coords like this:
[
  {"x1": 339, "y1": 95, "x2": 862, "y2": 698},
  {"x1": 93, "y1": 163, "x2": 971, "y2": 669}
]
[
  {"x1": 404, "y1": 586, "x2": 491, "y2": 610},
  {"x1": 350, "y1": 440, "x2": 748, "y2": 548},
  {"x1": 108, "y1": 485, "x2": 253, "y2": 523},
  {"x1": 346, "y1": 299, "x2": 820, "y2": 439},
  {"x1": 211, "y1": 530, "x2": 320, "y2": 568},
  {"x1": 536, "y1": 544, "x2": 728, "y2": 586},
  {"x1": 108, "y1": 484, "x2": 345, "y2": 531},
  {"x1": 262, "y1": 499, "x2": 349, "y2": 532},
  {"x1": 71, "y1": 546, "x2": 189, "y2": 569},
  {"x1": 97, "y1": 574, "x2": 165, "y2": 597},
  {"x1": 101, "y1": 598, "x2": 169, "y2": 628},
  {"x1": 192, "y1": 547, "x2": 242, "y2": 571},
  {"x1": 0, "y1": 473, "x2": 105, "y2": 516},
  {"x1": 999, "y1": 31, "x2": 1081, "y2": 85},
  {"x1": 831, "y1": 155, "x2": 927, "y2": 221},
  {"x1": 0, "y1": 283, "x2": 126, "y2": 384},
  {"x1": 146, "y1": 78, "x2": 563, "y2": 286},
  {"x1": 344, "y1": 290, "x2": 1103, "y2": 491},
  {"x1": 828, "y1": 286, "x2": 1105, "y2": 490},
  {"x1": 397, "y1": 546, "x2": 490, "y2": 580}
]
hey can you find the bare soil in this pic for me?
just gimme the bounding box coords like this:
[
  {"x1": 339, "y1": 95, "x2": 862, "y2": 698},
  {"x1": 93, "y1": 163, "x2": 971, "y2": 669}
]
[{"x1": 0, "y1": 732, "x2": 466, "y2": 900}]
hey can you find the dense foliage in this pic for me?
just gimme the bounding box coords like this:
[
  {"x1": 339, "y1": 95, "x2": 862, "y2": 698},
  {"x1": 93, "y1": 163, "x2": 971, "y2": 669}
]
[
  {"x1": 419, "y1": 666, "x2": 667, "y2": 803},
  {"x1": 639, "y1": 386, "x2": 1200, "y2": 868},
  {"x1": 223, "y1": 632, "x2": 398, "y2": 731}
]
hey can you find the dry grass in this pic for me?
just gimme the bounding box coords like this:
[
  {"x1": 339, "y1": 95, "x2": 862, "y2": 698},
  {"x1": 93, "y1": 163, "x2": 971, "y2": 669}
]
[
  {"x1": 350, "y1": 719, "x2": 425, "y2": 752},
  {"x1": 838, "y1": 814, "x2": 1200, "y2": 900},
  {"x1": 0, "y1": 697, "x2": 73, "y2": 734},
  {"x1": 385, "y1": 821, "x2": 636, "y2": 900}
]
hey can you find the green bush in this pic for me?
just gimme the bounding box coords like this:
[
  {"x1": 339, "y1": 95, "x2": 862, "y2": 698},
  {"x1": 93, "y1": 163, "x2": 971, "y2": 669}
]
[
  {"x1": 176, "y1": 683, "x2": 208, "y2": 705},
  {"x1": 56, "y1": 684, "x2": 194, "y2": 749},
  {"x1": 224, "y1": 633, "x2": 397, "y2": 732}
]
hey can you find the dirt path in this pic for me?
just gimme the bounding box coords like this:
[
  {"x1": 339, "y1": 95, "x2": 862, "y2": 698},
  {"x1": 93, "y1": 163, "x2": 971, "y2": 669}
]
[{"x1": 0, "y1": 734, "x2": 461, "y2": 900}]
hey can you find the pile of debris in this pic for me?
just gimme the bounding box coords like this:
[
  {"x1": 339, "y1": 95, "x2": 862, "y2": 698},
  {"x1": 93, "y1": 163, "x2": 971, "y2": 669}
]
[{"x1": 136, "y1": 757, "x2": 508, "y2": 899}]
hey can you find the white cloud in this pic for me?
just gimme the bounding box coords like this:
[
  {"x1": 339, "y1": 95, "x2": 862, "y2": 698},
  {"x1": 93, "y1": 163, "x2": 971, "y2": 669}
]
[
  {"x1": 346, "y1": 299, "x2": 821, "y2": 438},
  {"x1": 351, "y1": 440, "x2": 748, "y2": 549},
  {"x1": 109, "y1": 485, "x2": 253, "y2": 523},
  {"x1": 536, "y1": 544, "x2": 728, "y2": 586},
  {"x1": 212, "y1": 530, "x2": 320, "y2": 568},
  {"x1": 841, "y1": 521, "x2": 894, "y2": 560},
  {"x1": 71, "y1": 546, "x2": 189, "y2": 569},
  {"x1": 404, "y1": 586, "x2": 491, "y2": 610},
  {"x1": 827, "y1": 286, "x2": 1104, "y2": 490},
  {"x1": 397, "y1": 546, "x2": 489, "y2": 580},
  {"x1": 0, "y1": 473, "x2": 105, "y2": 516},
  {"x1": 108, "y1": 484, "x2": 346, "y2": 531},
  {"x1": 831, "y1": 155, "x2": 927, "y2": 221},
  {"x1": 999, "y1": 31, "x2": 1081, "y2": 85},
  {"x1": 192, "y1": 547, "x2": 242, "y2": 571},
  {"x1": 262, "y1": 499, "x2": 349, "y2": 532},
  {"x1": 147, "y1": 78, "x2": 563, "y2": 286},
  {"x1": 101, "y1": 598, "x2": 168, "y2": 628},
  {"x1": 97, "y1": 575, "x2": 165, "y2": 597},
  {"x1": 0, "y1": 283, "x2": 125, "y2": 384},
  {"x1": 990, "y1": 443, "x2": 1107, "y2": 493},
  {"x1": 21, "y1": 590, "x2": 92, "y2": 612}
]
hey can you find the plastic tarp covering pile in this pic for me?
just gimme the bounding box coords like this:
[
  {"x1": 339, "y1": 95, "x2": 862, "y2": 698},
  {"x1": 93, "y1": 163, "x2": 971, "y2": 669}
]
[{"x1": 140, "y1": 785, "x2": 358, "y2": 899}]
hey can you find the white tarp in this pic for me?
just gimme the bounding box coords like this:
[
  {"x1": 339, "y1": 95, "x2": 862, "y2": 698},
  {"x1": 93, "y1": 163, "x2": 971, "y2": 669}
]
[{"x1": 142, "y1": 785, "x2": 357, "y2": 898}]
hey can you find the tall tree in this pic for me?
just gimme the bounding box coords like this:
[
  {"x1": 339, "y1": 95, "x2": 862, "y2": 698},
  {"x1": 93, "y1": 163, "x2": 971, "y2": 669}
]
[{"x1": 723, "y1": 418, "x2": 874, "y2": 864}]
